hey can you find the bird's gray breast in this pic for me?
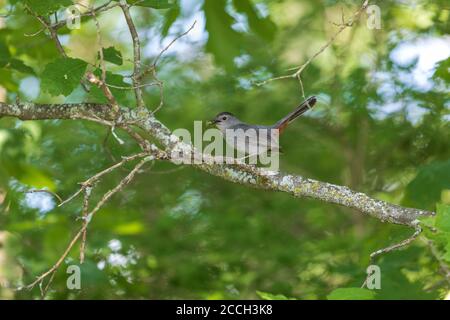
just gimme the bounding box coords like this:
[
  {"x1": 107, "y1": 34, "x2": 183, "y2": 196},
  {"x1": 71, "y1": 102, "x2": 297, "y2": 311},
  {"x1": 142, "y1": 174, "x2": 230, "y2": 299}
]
[{"x1": 221, "y1": 124, "x2": 280, "y2": 155}]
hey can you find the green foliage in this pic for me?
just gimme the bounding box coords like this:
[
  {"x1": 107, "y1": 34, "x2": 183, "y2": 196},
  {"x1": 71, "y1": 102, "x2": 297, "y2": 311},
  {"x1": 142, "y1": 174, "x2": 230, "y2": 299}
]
[
  {"x1": 202, "y1": 0, "x2": 276, "y2": 71},
  {"x1": 7, "y1": 59, "x2": 35, "y2": 75},
  {"x1": 437, "y1": 205, "x2": 450, "y2": 263},
  {"x1": 0, "y1": 0, "x2": 449, "y2": 300},
  {"x1": 161, "y1": 5, "x2": 180, "y2": 37},
  {"x1": 256, "y1": 291, "x2": 295, "y2": 300},
  {"x1": 433, "y1": 57, "x2": 450, "y2": 82},
  {"x1": 0, "y1": 41, "x2": 11, "y2": 67},
  {"x1": 0, "y1": 40, "x2": 34, "y2": 74},
  {"x1": 403, "y1": 161, "x2": 450, "y2": 210},
  {"x1": 232, "y1": 0, "x2": 276, "y2": 41},
  {"x1": 436, "y1": 204, "x2": 450, "y2": 233},
  {"x1": 21, "y1": 0, "x2": 72, "y2": 15},
  {"x1": 327, "y1": 288, "x2": 376, "y2": 300},
  {"x1": 102, "y1": 47, "x2": 123, "y2": 66},
  {"x1": 41, "y1": 57, "x2": 87, "y2": 96},
  {"x1": 126, "y1": 0, "x2": 177, "y2": 9},
  {"x1": 203, "y1": 0, "x2": 244, "y2": 71},
  {"x1": 432, "y1": 204, "x2": 450, "y2": 263}
]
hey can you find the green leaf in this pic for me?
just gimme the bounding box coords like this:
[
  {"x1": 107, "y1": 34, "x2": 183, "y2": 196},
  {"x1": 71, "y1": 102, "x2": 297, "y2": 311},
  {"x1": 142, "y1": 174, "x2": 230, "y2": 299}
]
[
  {"x1": 256, "y1": 291, "x2": 295, "y2": 300},
  {"x1": 403, "y1": 160, "x2": 450, "y2": 210},
  {"x1": 433, "y1": 57, "x2": 450, "y2": 82},
  {"x1": 8, "y1": 59, "x2": 35, "y2": 74},
  {"x1": 23, "y1": 0, "x2": 72, "y2": 15},
  {"x1": 232, "y1": 0, "x2": 276, "y2": 41},
  {"x1": 436, "y1": 204, "x2": 450, "y2": 233},
  {"x1": 327, "y1": 288, "x2": 376, "y2": 300},
  {"x1": 41, "y1": 57, "x2": 87, "y2": 96},
  {"x1": 203, "y1": 0, "x2": 243, "y2": 71},
  {"x1": 126, "y1": 0, "x2": 176, "y2": 9},
  {"x1": 0, "y1": 42, "x2": 34, "y2": 74},
  {"x1": 162, "y1": 6, "x2": 181, "y2": 37},
  {"x1": 101, "y1": 47, "x2": 123, "y2": 66},
  {"x1": 0, "y1": 41, "x2": 11, "y2": 67}
]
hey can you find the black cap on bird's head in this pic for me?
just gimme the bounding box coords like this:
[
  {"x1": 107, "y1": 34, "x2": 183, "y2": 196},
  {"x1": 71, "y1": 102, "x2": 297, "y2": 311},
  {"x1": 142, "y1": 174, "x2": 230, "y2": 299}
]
[{"x1": 208, "y1": 112, "x2": 236, "y2": 126}]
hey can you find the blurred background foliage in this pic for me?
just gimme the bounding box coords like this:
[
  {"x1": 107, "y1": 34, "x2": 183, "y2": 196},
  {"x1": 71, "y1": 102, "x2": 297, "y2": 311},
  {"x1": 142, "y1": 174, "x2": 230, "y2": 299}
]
[{"x1": 0, "y1": 0, "x2": 449, "y2": 299}]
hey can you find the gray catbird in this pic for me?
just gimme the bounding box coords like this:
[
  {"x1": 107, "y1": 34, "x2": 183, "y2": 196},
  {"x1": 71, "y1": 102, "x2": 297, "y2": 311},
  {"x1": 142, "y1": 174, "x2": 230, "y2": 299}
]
[{"x1": 209, "y1": 96, "x2": 317, "y2": 155}]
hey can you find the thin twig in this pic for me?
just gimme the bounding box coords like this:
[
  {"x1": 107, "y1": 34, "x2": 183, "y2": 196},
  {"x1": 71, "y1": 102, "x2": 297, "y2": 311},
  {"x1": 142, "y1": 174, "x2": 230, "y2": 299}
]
[
  {"x1": 40, "y1": 269, "x2": 56, "y2": 299},
  {"x1": 119, "y1": 1, "x2": 145, "y2": 108},
  {"x1": 361, "y1": 221, "x2": 422, "y2": 288},
  {"x1": 86, "y1": 72, "x2": 120, "y2": 113},
  {"x1": 79, "y1": 186, "x2": 92, "y2": 264},
  {"x1": 120, "y1": 124, "x2": 150, "y2": 151},
  {"x1": 74, "y1": 2, "x2": 120, "y2": 113},
  {"x1": 130, "y1": 21, "x2": 196, "y2": 114},
  {"x1": 25, "y1": 5, "x2": 90, "y2": 92},
  {"x1": 105, "y1": 82, "x2": 159, "y2": 90},
  {"x1": 152, "y1": 21, "x2": 197, "y2": 69},
  {"x1": 110, "y1": 125, "x2": 125, "y2": 145},
  {"x1": 256, "y1": 0, "x2": 369, "y2": 87},
  {"x1": 25, "y1": 157, "x2": 152, "y2": 291},
  {"x1": 24, "y1": 28, "x2": 45, "y2": 37},
  {"x1": 58, "y1": 152, "x2": 149, "y2": 207},
  {"x1": 26, "y1": 11, "x2": 67, "y2": 57},
  {"x1": 370, "y1": 224, "x2": 422, "y2": 262},
  {"x1": 151, "y1": 76, "x2": 165, "y2": 114},
  {"x1": 77, "y1": 114, "x2": 116, "y2": 127},
  {"x1": 85, "y1": 3, "x2": 107, "y2": 83},
  {"x1": 50, "y1": 1, "x2": 118, "y2": 30},
  {"x1": 296, "y1": 73, "x2": 306, "y2": 100}
]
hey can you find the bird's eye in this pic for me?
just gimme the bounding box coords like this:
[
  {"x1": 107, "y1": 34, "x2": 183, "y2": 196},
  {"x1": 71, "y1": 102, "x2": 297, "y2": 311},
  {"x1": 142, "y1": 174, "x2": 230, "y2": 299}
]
[{"x1": 222, "y1": 116, "x2": 227, "y2": 120}]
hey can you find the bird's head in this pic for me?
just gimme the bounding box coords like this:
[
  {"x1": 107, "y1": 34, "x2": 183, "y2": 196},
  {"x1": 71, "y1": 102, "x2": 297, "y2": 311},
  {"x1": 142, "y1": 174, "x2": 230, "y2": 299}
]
[{"x1": 208, "y1": 112, "x2": 240, "y2": 130}]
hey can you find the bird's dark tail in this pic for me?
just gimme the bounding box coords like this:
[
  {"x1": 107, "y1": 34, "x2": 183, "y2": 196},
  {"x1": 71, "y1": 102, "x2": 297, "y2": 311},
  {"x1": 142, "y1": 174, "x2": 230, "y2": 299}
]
[{"x1": 275, "y1": 96, "x2": 317, "y2": 133}]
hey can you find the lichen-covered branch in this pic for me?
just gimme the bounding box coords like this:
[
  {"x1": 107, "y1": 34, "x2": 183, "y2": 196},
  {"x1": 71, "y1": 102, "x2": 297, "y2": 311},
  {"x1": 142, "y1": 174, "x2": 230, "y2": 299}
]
[{"x1": 0, "y1": 102, "x2": 434, "y2": 227}]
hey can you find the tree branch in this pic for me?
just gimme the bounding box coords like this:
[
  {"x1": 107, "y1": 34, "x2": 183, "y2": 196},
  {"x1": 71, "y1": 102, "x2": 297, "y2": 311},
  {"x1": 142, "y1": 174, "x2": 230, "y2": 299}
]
[
  {"x1": 119, "y1": 1, "x2": 145, "y2": 108},
  {"x1": 24, "y1": 155, "x2": 153, "y2": 291},
  {"x1": 0, "y1": 102, "x2": 434, "y2": 228},
  {"x1": 50, "y1": 1, "x2": 118, "y2": 30}
]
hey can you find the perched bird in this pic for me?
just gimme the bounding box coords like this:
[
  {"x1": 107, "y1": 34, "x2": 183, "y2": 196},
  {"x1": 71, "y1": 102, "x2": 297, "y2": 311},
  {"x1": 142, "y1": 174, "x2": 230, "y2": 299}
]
[{"x1": 208, "y1": 96, "x2": 317, "y2": 156}]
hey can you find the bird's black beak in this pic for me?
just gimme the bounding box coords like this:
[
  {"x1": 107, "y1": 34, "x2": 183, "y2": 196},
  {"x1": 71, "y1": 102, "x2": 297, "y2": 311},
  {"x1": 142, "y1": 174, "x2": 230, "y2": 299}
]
[{"x1": 207, "y1": 119, "x2": 219, "y2": 127}]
